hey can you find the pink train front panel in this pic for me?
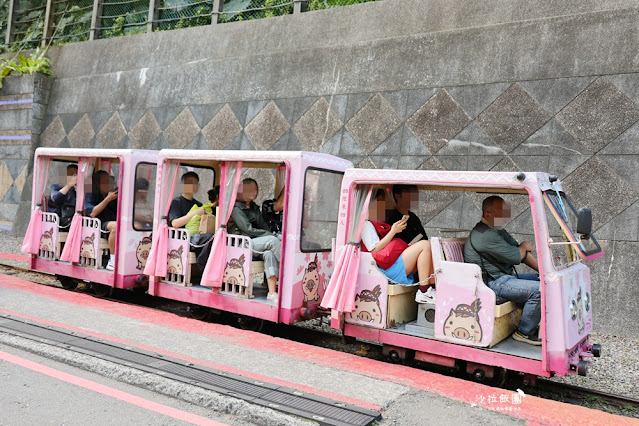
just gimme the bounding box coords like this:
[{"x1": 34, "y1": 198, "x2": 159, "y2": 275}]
[{"x1": 559, "y1": 264, "x2": 593, "y2": 349}]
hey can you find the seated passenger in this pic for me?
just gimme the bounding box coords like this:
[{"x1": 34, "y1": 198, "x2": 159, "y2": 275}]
[
  {"x1": 133, "y1": 178, "x2": 153, "y2": 229},
  {"x1": 85, "y1": 170, "x2": 118, "y2": 271},
  {"x1": 463, "y1": 196, "x2": 541, "y2": 346},
  {"x1": 168, "y1": 172, "x2": 204, "y2": 229},
  {"x1": 386, "y1": 184, "x2": 428, "y2": 245},
  {"x1": 386, "y1": 185, "x2": 431, "y2": 302},
  {"x1": 187, "y1": 185, "x2": 219, "y2": 248},
  {"x1": 362, "y1": 190, "x2": 435, "y2": 300},
  {"x1": 49, "y1": 163, "x2": 78, "y2": 228},
  {"x1": 228, "y1": 178, "x2": 281, "y2": 303}
]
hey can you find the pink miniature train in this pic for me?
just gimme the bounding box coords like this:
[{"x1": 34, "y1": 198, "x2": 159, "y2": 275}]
[{"x1": 22, "y1": 148, "x2": 603, "y2": 383}]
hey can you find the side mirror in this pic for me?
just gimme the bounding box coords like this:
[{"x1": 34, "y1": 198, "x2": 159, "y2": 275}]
[{"x1": 577, "y1": 208, "x2": 592, "y2": 239}]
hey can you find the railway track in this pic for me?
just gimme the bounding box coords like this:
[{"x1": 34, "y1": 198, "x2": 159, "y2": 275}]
[{"x1": 2, "y1": 262, "x2": 638, "y2": 419}]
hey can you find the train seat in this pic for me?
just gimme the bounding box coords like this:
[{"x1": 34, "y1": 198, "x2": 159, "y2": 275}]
[{"x1": 434, "y1": 237, "x2": 521, "y2": 347}]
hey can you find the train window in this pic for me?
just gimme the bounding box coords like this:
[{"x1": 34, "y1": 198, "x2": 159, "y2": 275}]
[
  {"x1": 133, "y1": 163, "x2": 156, "y2": 231},
  {"x1": 301, "y1": 168, "x2": 344, "y2": 252}
]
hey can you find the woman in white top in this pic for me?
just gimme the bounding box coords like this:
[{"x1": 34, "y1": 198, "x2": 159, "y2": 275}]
[{"x1": 361, "y1": 189, "x2": 435, "y2": 299}]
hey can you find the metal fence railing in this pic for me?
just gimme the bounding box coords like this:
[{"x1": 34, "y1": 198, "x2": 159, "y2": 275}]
[
  {"x1": 0, "y1": 0, "x2": 381, "y2": 51},
  {"x1": 51, "y1": 0, "x2": 93, "y2": 44}
]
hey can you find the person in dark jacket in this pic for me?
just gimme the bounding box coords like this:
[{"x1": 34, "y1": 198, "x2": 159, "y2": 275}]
[
  {"x1": 463, "y1": 196, "x2": 541, "y2": 346},
  {"x1": 228, "y1": 178, "x2": 281, "y2": 304},
  {"x1": 85, "y1": 171, "x2": 118, "y2": 270},
  {"x1": 49, "y1": 164, "x2": 78, "y2": 227}
]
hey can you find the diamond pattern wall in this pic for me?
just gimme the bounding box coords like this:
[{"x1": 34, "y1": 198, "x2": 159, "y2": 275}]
[{"x1": 30, "y1": 73, "x2": 639, "y2": 246}]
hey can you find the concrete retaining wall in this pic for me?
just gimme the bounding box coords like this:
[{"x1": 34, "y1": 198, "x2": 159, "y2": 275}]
[{"x1": 2, "y1": 0, "x2": 639, "y2": 337}]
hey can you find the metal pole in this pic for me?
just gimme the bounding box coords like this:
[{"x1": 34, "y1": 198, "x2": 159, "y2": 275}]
[
  {"x1": 212, "y1": 0, "x2": 223, "y2": 25},
  {"x1": 147, "y1": 0, "x2": 157, "y2": 33},
  {"x1": 41, "y1": 0, "x2": 55, "y2": 48},
  {"x1": 89, "y1": 0, "x2": 102, "y2": 40},
  {"x1": 5, "y1": 0, "x2": 17, "y2": 45},
  {"x1": 293, "y1": 0, "x2": 307, "y2": 14}
]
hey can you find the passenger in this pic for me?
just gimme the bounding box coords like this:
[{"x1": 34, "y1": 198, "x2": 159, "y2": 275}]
[
  {"x1": 84, "y1": 170, "x2": 118, "y2": 271},
  {"x1": 49, "y1": 163, "x2": 78, "y2": 228},
  {"x1": 386, "y1": 184, "x2": 428, "y2": 245},
  {"x1": 362, "y1": 189, "x2": 435, "y2": 300},
  {"x1": 133, "y1": 178, "x2": 153, "y2": 229},
  {"x1": 463, "y1": 195, "x2": 542, "y2": 346},
  {"x1": 168, "y1": 172, "x2": 204, "y2": 229},
  {"x1": 228, "y1": 178, "x2": 281, "y2": 303}
]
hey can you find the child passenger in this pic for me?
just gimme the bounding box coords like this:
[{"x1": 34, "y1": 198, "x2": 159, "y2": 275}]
[
  {"x1": 361, "y1": 189, "x2": 436, "y2": 302},
  {"x1": 85, "y1": 171, "x2": 118, "y2": 270}
]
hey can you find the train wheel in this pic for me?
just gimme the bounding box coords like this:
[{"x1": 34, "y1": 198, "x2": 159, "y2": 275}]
[
  {"x1": 237, "y1": 316, "x2": 264, "y2": 332},
  {"x1": 469, "y1": 366, "x2": 508, "y2": 387},
  {"x1": 187, "y1": 305, "x2": 210, "y2": 321},
  {"x1": 93, "y1": 284, "x2": 114, "y2": 298},
  {"x1": 57, "y1": 276, "x2": 78, "y2": 291}
]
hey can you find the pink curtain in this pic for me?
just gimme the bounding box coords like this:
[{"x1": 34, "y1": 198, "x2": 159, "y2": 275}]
[
  {"x1": 21, "y1": 155, "x2": 51, "y2": 255},
  {"x1": 321, "y1": 185, "x2": 373, "y2": 313},
  {"x1": 144, "y1": 159, "x2": 180, "y2": 278},
  {"x1": 201, "y1": 161, "x2": 243, "y2": 287},
  {"x1": 60, "y1": 157, "x2": 94, "y2": 263}
]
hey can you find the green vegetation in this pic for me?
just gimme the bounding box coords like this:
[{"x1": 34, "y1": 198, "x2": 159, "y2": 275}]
[
  {"x1": 0, "y1": 48, "x2": 54, "y2": 88},
  {"x1": 0, "y1": 0, "x2": 382, "y2": 48}
]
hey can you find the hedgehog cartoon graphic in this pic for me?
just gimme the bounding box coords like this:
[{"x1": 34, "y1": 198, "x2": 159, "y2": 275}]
[
  {"x1": 302, "y1": 254, "x2": 321, "y2": 302},
  {"x1": 349, "y1": 285, "x2": 382, "y2": 324},
  {"x1": 443, "y1": 298, "x2": 483, "y2": 342},
  {"x1": 223, "y1": 254, "x2": 246, "y2": 287},
  {"x1": 39, "y1": 229, "x2": 54, "y2": 253},
  {"x1": 136, "y1": 236, "x2": 152, "y2": 270},
  {"x1": 80, "y1": 234, "x2": 96, "y2": 259},
  {"x1": 167, "y1": 246, "x2": 184, "y2": 275}
]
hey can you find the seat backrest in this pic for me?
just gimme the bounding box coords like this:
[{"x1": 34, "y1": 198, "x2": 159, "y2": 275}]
[{"x1": 441, "y1": 238, "x2": 466, "y2": 263}]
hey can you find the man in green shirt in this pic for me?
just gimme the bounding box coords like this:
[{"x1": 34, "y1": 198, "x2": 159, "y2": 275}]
[{"x1": 464, "y1": 196, "x2": 542, "y2": 345}]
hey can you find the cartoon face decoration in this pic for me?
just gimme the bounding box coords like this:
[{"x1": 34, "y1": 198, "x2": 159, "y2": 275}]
[
  {"x1": 223, "y1": 254, "x2": 246, "y2": 287},
  {"x1": 80, "y1": 234, "x2": 96, "y2": 259},
  {"x1": 349, "y1": 285, "x2": 382, "y2": 324},
  {"x1": 302, "y1": 254, "x2": 321, "y2": 302},
  {"x1": 40, "y1": 229, "x2": 54, "y2": 252},
  {"x1": 167, "y1": 245, "x2": 184, "y2": 275},
  {"x1": 136, "y1": 236, "x2": 152, "y2": 270},
  {"x1": 443, "y1": 298, "x2": 483, "y2": 343},
  {"x1": 576, "y1": 288, "x2": 585, "y2": 334}
]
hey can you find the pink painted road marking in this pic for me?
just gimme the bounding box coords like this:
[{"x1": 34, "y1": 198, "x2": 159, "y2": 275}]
[
  {"x1": 0, "y1": 349, "x2": 225, "y2": 426},
  {"x1": 0, "y1": 307, "x2": 382, "y2": 412},
  {"x1": 0, "y1": 251, "x2": 29, "y2": 262},
  {"x1": 1, "y1": 274, "x2": 637, "y2": 425}
]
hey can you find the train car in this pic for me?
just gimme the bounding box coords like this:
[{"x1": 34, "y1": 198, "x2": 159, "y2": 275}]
[
  {"x1": 143, "y1": 150, "x2": 352, "y2": 328},
  {"x1": 22, "y1": 148, "x2": 159, "y2": 296},
  {"x1": 323, "y1": 169, "x2": 603, "y2": 383}
]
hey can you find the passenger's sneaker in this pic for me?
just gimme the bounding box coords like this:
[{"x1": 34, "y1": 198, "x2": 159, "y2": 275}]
[
  {"x1": 266, "y1": 292, "x2": 278, "y2": 304},
  {"x1": 106, "y1": 259, "x2": 115, "y2": 271},
  {"x1": 512, "y1": 331, "x2": 542, "y2": 346},
  {"x1": 415, "y1": 287, "x2": 436, "y2": 304}
]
